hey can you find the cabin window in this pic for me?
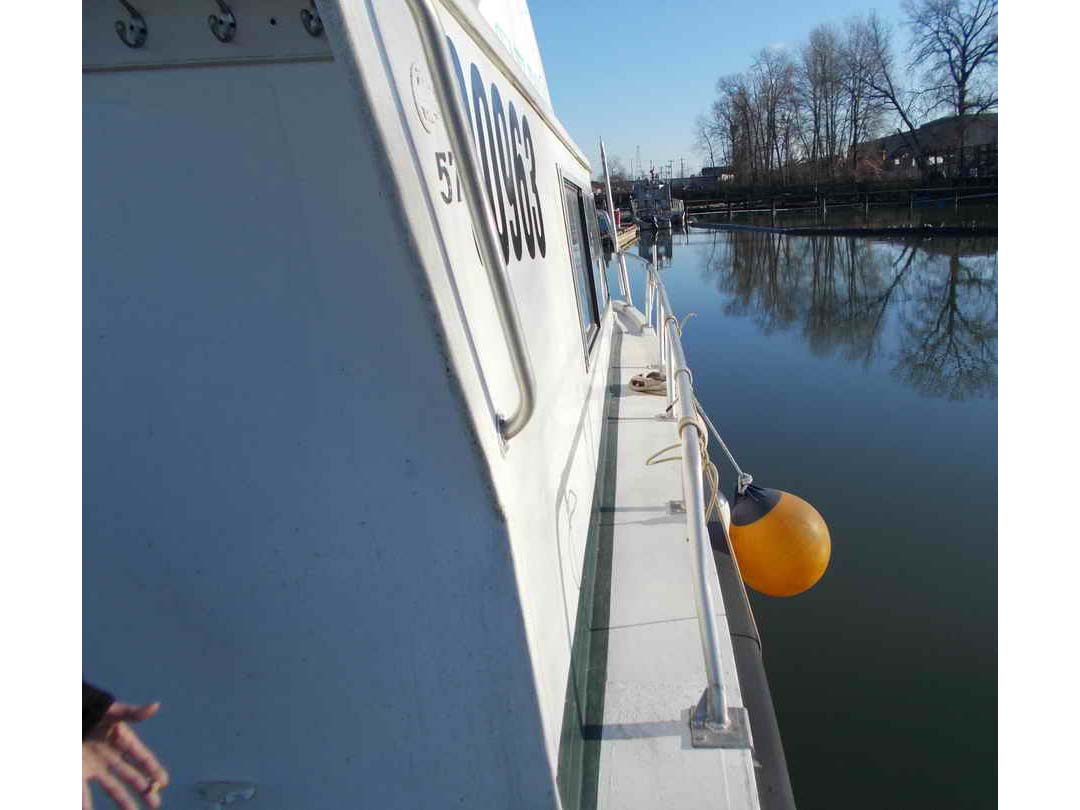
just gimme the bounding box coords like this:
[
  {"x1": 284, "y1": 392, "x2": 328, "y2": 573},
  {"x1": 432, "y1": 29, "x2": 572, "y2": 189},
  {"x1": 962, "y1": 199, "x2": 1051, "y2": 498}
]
[
  {"x1": 562, "y1": 179, "x2": 601, "y2": 357},
  {"x1": 583, "y1": 195, "x2": 609, "y2": 309}
]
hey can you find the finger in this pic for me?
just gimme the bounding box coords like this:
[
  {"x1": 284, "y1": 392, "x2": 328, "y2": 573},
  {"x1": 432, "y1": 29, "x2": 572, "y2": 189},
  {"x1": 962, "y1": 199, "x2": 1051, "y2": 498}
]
[
  {"x1": 97, "y1": 769, "x2": 139, "y2": 810},
  {"x1": 104, "y1": 746, "x2": 162, "y2": 809},
  {"x1": 112, "y1": 722, "x2": 170, "y2": 787},
  {"x1": 105, "y1": 701, "x2": 160, "y2": 723}
]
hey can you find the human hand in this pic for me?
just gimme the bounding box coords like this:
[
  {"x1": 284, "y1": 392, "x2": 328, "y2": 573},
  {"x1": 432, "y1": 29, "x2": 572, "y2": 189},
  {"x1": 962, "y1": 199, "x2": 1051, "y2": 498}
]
[{"x1": 82, "y1": 702, "x2": 169, "y2": 810}]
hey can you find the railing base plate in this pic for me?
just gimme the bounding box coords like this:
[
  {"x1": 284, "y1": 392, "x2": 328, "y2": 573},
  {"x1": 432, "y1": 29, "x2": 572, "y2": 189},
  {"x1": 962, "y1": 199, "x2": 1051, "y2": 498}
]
[{"x1": 689, "y1": 695, "x2": 753, "y2": 750}]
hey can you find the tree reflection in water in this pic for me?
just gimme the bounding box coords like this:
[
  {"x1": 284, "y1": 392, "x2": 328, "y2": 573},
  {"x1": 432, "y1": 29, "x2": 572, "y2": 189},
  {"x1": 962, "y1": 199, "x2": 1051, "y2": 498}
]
[
  {"x1": 701, "y1": 229, "x2": 997, "y2": 400},
  {"x1": 894, "y1": 248, "x2": 997, "y2": 400}
]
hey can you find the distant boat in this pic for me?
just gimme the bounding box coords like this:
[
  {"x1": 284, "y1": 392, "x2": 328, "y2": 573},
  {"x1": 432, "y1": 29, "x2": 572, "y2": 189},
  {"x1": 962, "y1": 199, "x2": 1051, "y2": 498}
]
[{"x1": 631, "y1": 178, "x2": 684, "y2": 228}]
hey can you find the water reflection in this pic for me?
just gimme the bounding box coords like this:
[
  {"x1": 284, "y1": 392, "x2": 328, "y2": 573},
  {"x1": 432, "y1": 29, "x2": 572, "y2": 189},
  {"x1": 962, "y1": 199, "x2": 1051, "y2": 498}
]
[
  {"x1": 894, "y1": 247, "x2": 998, "y2": 400},
  {"x1": 694, "y1": 200, "x2": 997, "y2": 231},
  {"x1": 637, "y1": 228, "x2": 674, "y2": 267},
  {"x1": 698, "y1": 229, "x2": 997, "y2": 401},
  {"x1": 636, "y1": 226, "x2": 997, "y2": 808}
]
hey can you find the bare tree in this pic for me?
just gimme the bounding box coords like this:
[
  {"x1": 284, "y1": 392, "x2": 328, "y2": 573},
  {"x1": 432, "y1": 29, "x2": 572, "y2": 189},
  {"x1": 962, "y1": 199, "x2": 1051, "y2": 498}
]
[
  {"x1": 904, "y1": 0, "x2": 998, "y2": 177},
  {"x1": 712, "y1": 49, "x2": 800, "y2": 185},
  {"x1": 860, "y1": 12, "x2": 931, "y2": 175},
  {"x1": 700, "y1": 5, "x2": 994, "y2": 186},
  {"x1": 607, "y1": 157, "x2": 628, "y2": 181},
  {"x1": 756, "y1": 48, "x2": 798, "y2": 182},
  {"x1": 799, "y1": 24, "x2": 845, "y2": 182},
  {"x1": 693, "y1": 113, "x2": 719, "y2": 168},
  {"x1": 715, "y1": 74, "x2": 757, "y2": 182},
  {"x1": 840, "y1": 17, "x2": 882, "y2": 176}
]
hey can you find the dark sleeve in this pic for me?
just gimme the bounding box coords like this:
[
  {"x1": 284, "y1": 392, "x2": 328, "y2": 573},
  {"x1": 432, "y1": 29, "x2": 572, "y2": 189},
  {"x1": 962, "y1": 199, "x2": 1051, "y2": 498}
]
[{"x1": 83, "y1": 682, "x2": 115, "y2": 738}]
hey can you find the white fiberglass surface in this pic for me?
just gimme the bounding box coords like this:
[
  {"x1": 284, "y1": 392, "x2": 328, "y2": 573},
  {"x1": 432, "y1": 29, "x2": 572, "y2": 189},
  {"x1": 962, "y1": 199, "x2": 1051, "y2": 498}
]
[
  {"x1": 84, "y1": 58, "x2": 554, "y2": 808},
  {"x1": 361, "y1": 0, "x2": 614, "y2": 767}
]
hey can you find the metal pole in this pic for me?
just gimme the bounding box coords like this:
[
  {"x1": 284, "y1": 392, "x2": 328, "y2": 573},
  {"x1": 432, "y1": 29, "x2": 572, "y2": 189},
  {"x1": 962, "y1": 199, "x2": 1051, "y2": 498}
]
[
  {"x1": 403, "y1": 0, "x2": 535, "y2": 440},
  {"x1": 651, "y1": 281, "x2": 749, "y2": 748},
  {"x1": 658, "y1": 289, "x2": 668, "y2": 379},
  {"x1": 678, "y1": 394, "x2": 729, "y2": 727},
  {"x1": 664, "y1": 313, "x2": 720, "y2": 681},
  {"x1": 645, "y1": 273, "x2": 655, "y2": 331},
  {"x1": 600, "y1": 139, "x2": 633, "y2": 307},
  {"x1": 618, "y1": 253, "x2": 632, "y2": 307},
  {"x1": 660, "y1": 313, "x2": 669, "y2": 412}
]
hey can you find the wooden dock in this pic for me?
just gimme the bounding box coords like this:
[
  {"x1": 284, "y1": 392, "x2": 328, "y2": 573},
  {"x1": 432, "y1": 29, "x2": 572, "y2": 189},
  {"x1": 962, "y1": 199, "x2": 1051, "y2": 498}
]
[
  {"x1": 684, "y1": 186, "x2": 997, "y2": 220},
  {"x1": 617, "y1": 224, "x2": 638, "y2": 250}
]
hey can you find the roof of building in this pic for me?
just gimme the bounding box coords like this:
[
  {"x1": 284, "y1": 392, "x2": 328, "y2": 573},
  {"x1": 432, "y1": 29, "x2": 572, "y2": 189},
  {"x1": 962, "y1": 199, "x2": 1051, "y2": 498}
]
[{"x1": 864, "y1": 113, "x2": 998, "y2": 158}]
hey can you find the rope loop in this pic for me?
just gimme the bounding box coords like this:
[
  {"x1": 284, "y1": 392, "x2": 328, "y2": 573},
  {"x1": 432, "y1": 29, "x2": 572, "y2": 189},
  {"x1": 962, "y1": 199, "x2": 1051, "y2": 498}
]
[
  {"x1": 676, "y1": 413, "x2": 707, "y2": 446},
  {"x1": 737, "y1": 472, "x2": 754, "y2": 495}
]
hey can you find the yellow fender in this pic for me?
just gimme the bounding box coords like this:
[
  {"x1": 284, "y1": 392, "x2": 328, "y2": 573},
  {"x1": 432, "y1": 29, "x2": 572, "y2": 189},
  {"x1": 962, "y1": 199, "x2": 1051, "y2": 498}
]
[{"x1": 729, "y1": 485, "x2": 831, "y2": 597}]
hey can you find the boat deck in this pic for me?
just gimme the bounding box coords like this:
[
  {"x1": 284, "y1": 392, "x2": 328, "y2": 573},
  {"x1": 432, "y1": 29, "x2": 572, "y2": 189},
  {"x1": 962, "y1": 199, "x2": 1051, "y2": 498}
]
[{"x1": 594, "y1": 303, "x2": 760, "y2": 809}]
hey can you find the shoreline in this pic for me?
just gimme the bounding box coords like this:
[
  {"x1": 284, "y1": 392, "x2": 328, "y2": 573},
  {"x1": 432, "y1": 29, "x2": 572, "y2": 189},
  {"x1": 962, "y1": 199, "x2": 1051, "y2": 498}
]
[{"x1": 688, "y1": 221, "x2": 997, "y2": 237}]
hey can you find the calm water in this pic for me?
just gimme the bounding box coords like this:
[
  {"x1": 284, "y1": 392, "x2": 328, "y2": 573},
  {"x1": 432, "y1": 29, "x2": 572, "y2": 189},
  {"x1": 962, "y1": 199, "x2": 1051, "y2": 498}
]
[{"x1": 613, "y1": 224, "x2": 997, "y2": 809}]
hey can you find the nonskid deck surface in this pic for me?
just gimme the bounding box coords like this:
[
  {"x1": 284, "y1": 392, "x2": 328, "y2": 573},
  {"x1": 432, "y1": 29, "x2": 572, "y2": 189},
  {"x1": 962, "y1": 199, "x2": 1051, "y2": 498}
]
[{"x1": 594, "y1": 304, "x2": 759, "y2": 810}]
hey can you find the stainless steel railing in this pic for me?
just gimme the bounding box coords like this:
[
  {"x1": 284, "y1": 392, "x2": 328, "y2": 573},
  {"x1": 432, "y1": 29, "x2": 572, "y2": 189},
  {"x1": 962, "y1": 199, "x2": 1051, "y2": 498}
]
[
  {"x1": 600, "y1": 139, "x2": 633, "y2": 307},
  {"x1": 622, "y1": 250, "x2": 753, "y2": 749},
  {"x1": 403, "y1": 0, "x2": 535, "y2": 441}
]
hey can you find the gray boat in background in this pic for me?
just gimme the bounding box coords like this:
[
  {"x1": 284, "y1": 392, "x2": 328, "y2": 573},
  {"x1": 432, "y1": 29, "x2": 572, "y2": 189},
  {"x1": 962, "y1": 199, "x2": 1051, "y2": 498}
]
[{"x1": 631, "y1": 177, "x2": 685, "y2": 229}]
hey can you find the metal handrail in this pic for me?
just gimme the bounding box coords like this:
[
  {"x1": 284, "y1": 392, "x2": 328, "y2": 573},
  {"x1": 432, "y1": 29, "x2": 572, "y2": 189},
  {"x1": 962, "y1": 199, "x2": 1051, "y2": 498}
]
[
  {"x1": 404, "y1": 0, "x2": 536, "y2": 441},
  {"x1": 626, "y1": 255, "x2": 752, "y2": 749},
  {"x1": 600, "y1": 138, "x2": 632, "y2": 307}
]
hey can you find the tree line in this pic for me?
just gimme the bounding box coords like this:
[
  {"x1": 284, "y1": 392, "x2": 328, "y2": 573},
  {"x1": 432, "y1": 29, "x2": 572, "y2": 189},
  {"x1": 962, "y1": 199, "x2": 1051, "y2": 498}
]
[{"x1": 693, "y1": 0, "x2": 997, "y2": 185}]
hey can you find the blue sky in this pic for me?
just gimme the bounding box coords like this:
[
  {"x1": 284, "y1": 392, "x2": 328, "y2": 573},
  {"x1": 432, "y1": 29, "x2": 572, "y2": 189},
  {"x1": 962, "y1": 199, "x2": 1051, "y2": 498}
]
[{"x1": 529, "y1": 0, "x2": 909, "y2": 176}]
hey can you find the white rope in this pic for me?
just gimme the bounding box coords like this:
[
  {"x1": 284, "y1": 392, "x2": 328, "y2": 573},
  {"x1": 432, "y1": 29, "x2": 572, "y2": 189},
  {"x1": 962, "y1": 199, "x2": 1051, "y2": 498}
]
[
  {"x1": 645, "y1": 443, "x2": 681, "y2": 467},
  {"x1": 666, "y1": 305, "x2": 752, "y2": 495},
  {"x1": 677, "y1": 312, "x2": 697, "y2": 334},
  {"x1": 697, "y1": 426, "x2": 762, "y2": 644},
  {"x1": 694, "y1": 397, "x2": 753, "y2": 495}
]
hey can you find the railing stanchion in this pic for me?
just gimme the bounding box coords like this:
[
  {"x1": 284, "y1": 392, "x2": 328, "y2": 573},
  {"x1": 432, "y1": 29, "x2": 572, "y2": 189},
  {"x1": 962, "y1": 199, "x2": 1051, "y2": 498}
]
[
  {"x1": 644, "y1": 274, "x2": 654, "y2": 331},
  {"x1": 619, "y1": 254, "x2": 633, "y2": 307},
  {"x1": 600, "y1": 138, "x2": 633, "y2": 307}
]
